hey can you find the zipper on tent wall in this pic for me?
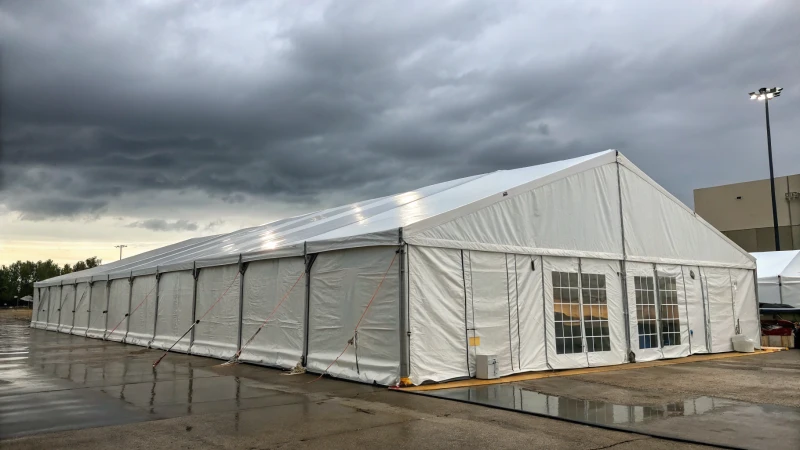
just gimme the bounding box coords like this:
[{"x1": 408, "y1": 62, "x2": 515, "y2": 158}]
[
  {"x1": 615, "y1": 152, "x2": 633, "y2": 360},
  {"x1": 302, "y1": 242, "x2": 318, "y2": 367},
  {"x1": 189, "y1": 262, "x2": 200, "y2": 351},
  {"x1": 398, "y1": 228, "x2": 411, "y2": 385},
  {"x1": 150, "y1": 268, "x2": 162, "y2": 348},
  {"x1": 236, "y1": 255, "x2": 248, "y2": 352},
  {"x1": 778, "y1": 275, "x2": 784, "y2": 304}
]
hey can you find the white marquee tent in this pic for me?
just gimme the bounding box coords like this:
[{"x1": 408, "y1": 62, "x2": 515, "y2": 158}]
[
  {"x1": 752, "y1": 250, "x2": 800, "y2": 308},
  {"x1": 31, "y1": 150, "x2": 760, "y2": 386}
]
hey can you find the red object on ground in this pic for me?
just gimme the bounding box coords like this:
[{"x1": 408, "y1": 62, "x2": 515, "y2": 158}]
[{"x1": 761, "y1": 319, "x2": 795, "y2": 336}]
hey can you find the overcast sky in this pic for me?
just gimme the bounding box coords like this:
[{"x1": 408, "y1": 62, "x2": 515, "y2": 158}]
[{"x1": 1, "y1": 0, "x2": 798, "y2": 265}]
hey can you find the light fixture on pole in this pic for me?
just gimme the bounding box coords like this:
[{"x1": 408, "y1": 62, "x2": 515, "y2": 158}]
[
  {"x1": 115, "y1": 244, "x2": 128, "y2": 261},
  {"x1": 749, "y1": 87, "x2": 783, "y2": 251}
]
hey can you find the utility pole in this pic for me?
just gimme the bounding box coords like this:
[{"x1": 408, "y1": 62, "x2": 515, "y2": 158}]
[
  {"x1": 749, "y1": 87, "x2": 783, "y2": 250},
  {"x1": 115, "y1": 244, "x2": 128, "y2": 261}
]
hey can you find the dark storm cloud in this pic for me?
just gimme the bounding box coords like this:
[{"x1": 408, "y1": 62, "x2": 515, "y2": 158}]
[
  {"x1": 127, "y1": 219, "x2": 199, "y2": 232},
  {"x1": 1, "y1": 0, "x2": 799, "y2": 222}
]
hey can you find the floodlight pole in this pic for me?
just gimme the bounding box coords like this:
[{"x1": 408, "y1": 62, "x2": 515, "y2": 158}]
[{"x1": 764, "y1": 98, "x2": 780, "y2": 251}]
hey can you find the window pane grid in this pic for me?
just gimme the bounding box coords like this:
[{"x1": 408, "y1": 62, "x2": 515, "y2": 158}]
[
  {"x1": 634, "y1": 276, "x2": 658, "y2": 349},
  {"x1": 581, "y1": 273, "x2": 610, "y2": 352},
  {"x1": 552, "y1": 271, "x2": 582, "y2": 355},
  {"x1": 659, "y1": 276, "x2": 681, "y2": 346}
]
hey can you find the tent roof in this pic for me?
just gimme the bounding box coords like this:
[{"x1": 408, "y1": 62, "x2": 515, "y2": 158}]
[
  {"x1": 752, "y1": 250, "x2": 800, "y2": 281},
  {"x1": 35, "y1": 150, "x2": 752, "y2": 287}
]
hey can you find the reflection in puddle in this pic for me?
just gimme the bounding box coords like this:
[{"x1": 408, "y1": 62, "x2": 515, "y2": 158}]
[{"x1": 428, "y1": 384, "x2": 737, "y2": 426}]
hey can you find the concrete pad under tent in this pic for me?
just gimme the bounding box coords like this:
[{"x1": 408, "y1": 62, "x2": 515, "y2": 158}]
[{"x1": 32, "y1": 150, "x2": 760, "y2": 386}]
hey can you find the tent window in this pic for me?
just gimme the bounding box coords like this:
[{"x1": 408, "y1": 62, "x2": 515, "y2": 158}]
[
  {"x1": 552, "y1": 272, "x2": 582, "y2": 354},
  {"x1": 659, "y1": 276, "x2": 681, "y2": 346},
  {"x1": 581, "y1": 273, "x2": 610, "y2": 352},
  {"x1": 634, "y1": 276, "x2": 659, "y2": 349}
]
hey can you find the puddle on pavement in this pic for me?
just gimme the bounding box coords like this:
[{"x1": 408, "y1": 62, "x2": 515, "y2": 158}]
[
  {"x1": 422, "y1": 383, "x2": 800, "y2": 450},
  {"x1": 426, "y1": 384, "x2": 737, "y2": 426}
]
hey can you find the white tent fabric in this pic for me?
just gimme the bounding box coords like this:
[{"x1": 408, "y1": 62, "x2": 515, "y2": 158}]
[
  {"x1": 239, "y1": 257, "x2": 305, "y2": 368},
  {"x1": 408, "y1": 246, "x2": 469, "y2": 384},
  {"x1": 71, "y1": 282, "x2": 91, "y2": 336},
  {"x1": 703, "y1": 267, "x2": 737, "y2": 353},
  {"x1": 306, "y1": 247, "x2": 400, "y2": 385},
  {"x1": 191, "y1": 265, "x2": 241, "y2": 359},
  {"x1": 125, "y1": 275, "x2": 158, "y2": 346},
  {"x1": 57, "y1": 284, "x2": 76, "y2": 334},
  {"x1": 45, "y1": 286, "x2": 61, "y2": 331},
  {"x1": 105, "y1": 279, "x2": 131, "y2": 342},
  {"x1": 151, "y1": 271, "x2": 195, "y2": 352},
  {"x1": 752, "y1": 250, "x2": 800, "y2": 307},
  {"x1": 32, "y1": 150, "x2": 760, "y2": 387},
  {"x1": 85, "y1": 281, "x2": 108, "y2": 338},
  {"x1": 681, "y1": 266, "x2": 709, "y2": 354}
]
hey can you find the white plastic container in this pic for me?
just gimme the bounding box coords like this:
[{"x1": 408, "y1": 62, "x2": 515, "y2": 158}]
[{"x1": 731, "y1": 334, "x2": 755, "y2": 353}]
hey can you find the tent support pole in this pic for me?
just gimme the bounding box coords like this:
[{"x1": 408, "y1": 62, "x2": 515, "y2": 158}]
[
  {"x1": 189, "y1": 263, "x2": 200, "y2": 352},
  {"x1": 398, "y1": 228, "x2": 410, "y2": 385},
  {"x1": 615, "y1": 153, "x2": 633, "y2": 361},
  {"x1": 103, "y1": 278, "x2": 111, "y2": 338},
  {"x1": 753, "y1": 268, "x2": 761, "y2": 349},
  {"x1": 56, "y1": 282, "x2": 64, "y2": 332},
  {"x1": 237, "y1": 255, "x2": 247, "y2": 352},
  {"x1": 83, "y1": 280, "x2": 94, "y2": 337},
  {"x1": 151, "y1": 268, "x2": 161, "y2": 348},
  {"x1": 778, "y1": 275, "x2": 784, "y2": 305},
  {"x1": 302, "y1": 243, "x2": 318, "y2": 367},
  {"x1": 71, "y1": 281, "x2": 79, "y2": 334},
  {"x1": 124, "y1": 273, "x2": 134, "y2": 343}
]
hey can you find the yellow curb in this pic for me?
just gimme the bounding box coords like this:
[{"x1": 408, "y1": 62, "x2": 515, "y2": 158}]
[{"x1": 397, "y1": 349, "x2": 782, "y2": 392}]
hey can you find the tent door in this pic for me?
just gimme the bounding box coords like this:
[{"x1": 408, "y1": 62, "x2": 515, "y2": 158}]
[
  {"x1": 625, "y1": 262, "x2": 663, "y2": 362},
  {"x1": 543, "y1": 257, "x2": 589, "y2": 369},
  {"x1": 463, "y1": 251, "x2": 516, "y2": 378},
  {"x1": 702, "y1": 267, "x2": 736, "y2": 353}
]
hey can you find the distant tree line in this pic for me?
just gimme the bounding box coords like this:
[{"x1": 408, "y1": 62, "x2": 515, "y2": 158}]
[{"x1": 0, "y1": 257, "x2": 101, "y2": 303}]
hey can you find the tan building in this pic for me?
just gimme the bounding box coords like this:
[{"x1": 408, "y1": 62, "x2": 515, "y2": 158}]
[{"x1": 694, "y1": 175, "x2": 800, "y2": 252}]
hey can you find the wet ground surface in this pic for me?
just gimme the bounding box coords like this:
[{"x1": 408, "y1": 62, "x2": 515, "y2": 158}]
[
  {"x1": 1, "y1": 310, "x2": 797, "y2": 449},
  {"x1": 424, "y1": 383, "x2": 800, "y2": 450}
]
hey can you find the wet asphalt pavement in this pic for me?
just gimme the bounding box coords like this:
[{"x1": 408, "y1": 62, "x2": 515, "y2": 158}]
[{"x1": 1, "y1": 311, "x2": 798, "y2": 449}]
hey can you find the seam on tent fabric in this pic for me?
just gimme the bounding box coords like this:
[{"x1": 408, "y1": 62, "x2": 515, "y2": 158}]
[
  {"x1": 728, "y1": 269, "x2": 737, "y2": 334},
  {"x1": 540, "y1": 256, "x2": 551, "y2": 370},
  {"x1": 406, "y1": 158, "x2": 614, "y2": 237},
  {"x1": 505, "y1": 253, "x2": 515, "y2": 371},
  {"x1": 461, "y1": 250, "x2": 470, "y2": 377},
  {"x1": 618, "y1": 159, "x2": 755, "y2": 265},
  {"x1": 680, "y1": 266, "x2": 693, "y2": 354},
  {"x1": 578, "y1": 259, "x2": 591, "y2": 367},
  {"x1": 468, "y1": 251, "x2": 475, "y2": 372},
  {"x1": 514, "y1": 255, "x2": 521, "y2": 371}
]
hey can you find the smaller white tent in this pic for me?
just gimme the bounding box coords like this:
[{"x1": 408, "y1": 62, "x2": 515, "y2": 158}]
[{"x1": 752, "y1": 251, "x2": 800, "y2": 307}]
